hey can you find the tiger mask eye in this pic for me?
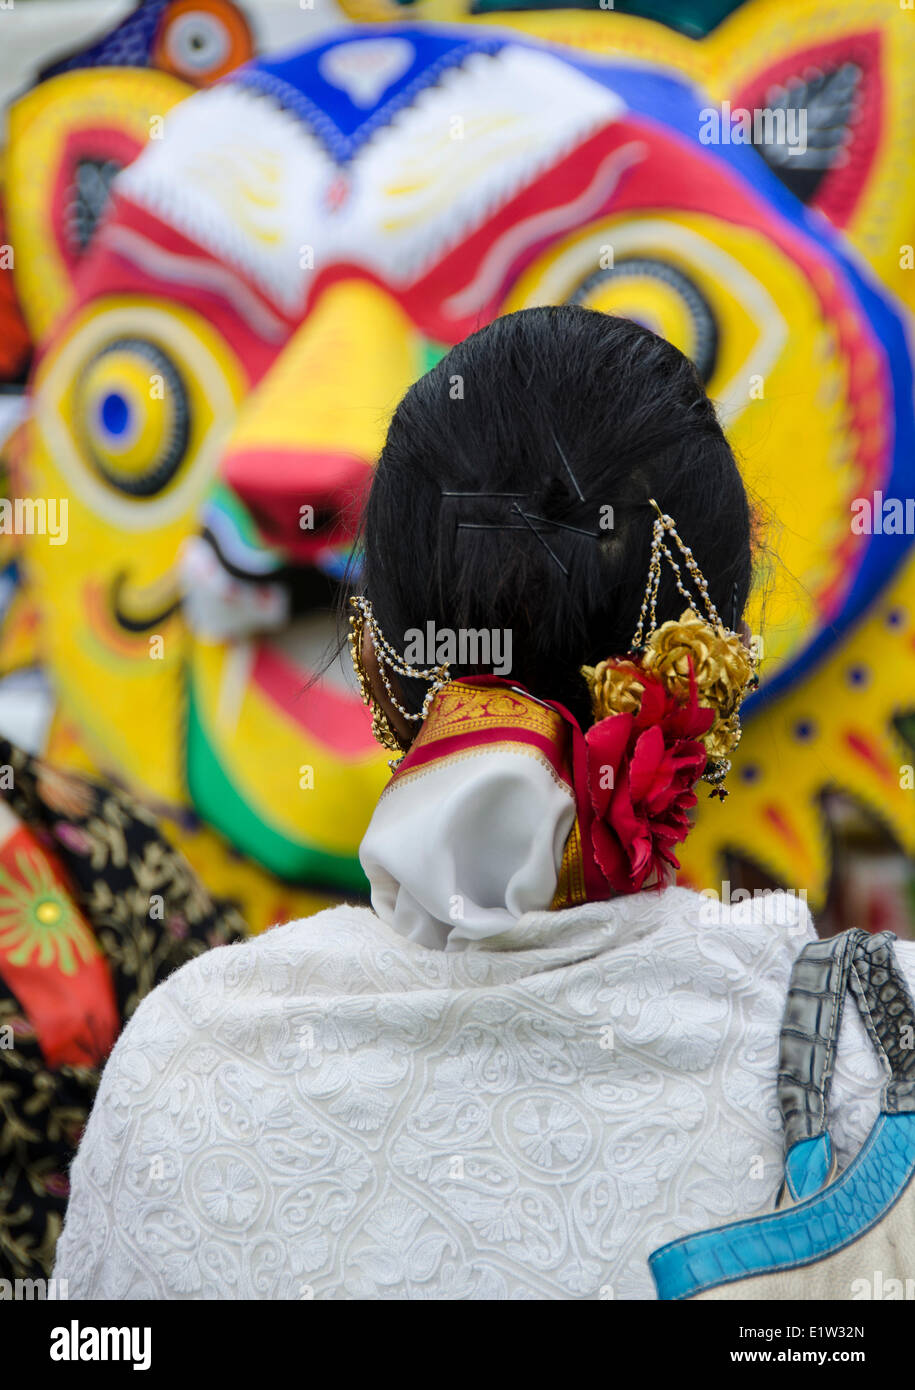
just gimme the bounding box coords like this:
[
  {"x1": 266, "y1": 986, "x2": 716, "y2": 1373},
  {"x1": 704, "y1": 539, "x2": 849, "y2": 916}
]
[{"x1": 76, "y1": 338, "x2": 190, "y2": 498}]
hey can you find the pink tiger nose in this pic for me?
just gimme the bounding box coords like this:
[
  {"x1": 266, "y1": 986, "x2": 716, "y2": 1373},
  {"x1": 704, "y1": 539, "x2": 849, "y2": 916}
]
[
  {"x1": 215, "y1": 277, "x2": 424, "y2": 565},
  {"x1": 222, "y1": 446, "x2": 372, "y2": 563}
]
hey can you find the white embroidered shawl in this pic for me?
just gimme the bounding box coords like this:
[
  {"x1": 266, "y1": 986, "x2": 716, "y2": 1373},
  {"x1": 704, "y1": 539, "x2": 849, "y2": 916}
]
[{"x1": 54, "y1": 886, "x2": 905, "y2": 1299}]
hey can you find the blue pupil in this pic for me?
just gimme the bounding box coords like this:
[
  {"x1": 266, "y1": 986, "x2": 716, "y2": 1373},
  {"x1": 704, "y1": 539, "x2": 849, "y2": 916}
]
[{"x1": 100, "y1": 391, "x2": 130, "y2": 438}]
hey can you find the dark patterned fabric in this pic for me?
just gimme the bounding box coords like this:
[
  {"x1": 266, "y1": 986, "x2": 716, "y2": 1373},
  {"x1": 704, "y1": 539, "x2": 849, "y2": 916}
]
[{"x1": 0, "y1": 739, "x2": 245, "y2": 1277}]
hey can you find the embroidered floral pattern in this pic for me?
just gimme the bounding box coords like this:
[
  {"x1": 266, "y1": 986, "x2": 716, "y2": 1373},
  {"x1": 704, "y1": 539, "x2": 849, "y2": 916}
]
[
  {"x1": 54, "y1": 889, "x2": 903, "y2": 1300},
  {"x1": 510, "y1": 1098, "x2": 590, "y2": 1171},
  {"x1": 194, "y1": 1156, "x2": 264, "y2": 1228}
]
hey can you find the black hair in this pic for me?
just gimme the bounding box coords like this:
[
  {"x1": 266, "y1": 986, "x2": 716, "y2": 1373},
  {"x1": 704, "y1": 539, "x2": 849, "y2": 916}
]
[{"x1": 356, "y1": 305, "x2": 752, "y2": 729}]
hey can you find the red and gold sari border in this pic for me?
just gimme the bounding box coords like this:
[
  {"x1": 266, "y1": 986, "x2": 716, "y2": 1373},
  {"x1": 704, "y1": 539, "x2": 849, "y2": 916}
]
[{"x1": 393, "y1": 680, "x2": 570, "y2": 784}]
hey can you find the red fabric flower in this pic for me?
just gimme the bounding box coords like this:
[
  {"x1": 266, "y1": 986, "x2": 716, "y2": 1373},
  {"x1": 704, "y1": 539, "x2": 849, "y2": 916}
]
[{"x1": 584, "y1": 664, "x2": 713, "y2": 894}]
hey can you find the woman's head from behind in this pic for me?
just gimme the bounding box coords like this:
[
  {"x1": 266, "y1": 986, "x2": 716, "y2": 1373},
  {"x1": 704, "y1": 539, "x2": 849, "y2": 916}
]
[{"x1": 360, "y1": 304, "x2": 752, "y2": 727}]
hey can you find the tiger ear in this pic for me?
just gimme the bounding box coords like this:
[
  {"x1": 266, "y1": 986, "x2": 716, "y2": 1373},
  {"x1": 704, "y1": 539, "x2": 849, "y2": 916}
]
[
  {"x1": 3, "y1": 67, "x2": 188, "y2": 345},
  {"x1": 706, "y1": 0, "x2": 915, "y2": 311},
  {"x1": 732, "y1": 51, "x2": 873, "y2": 215}
]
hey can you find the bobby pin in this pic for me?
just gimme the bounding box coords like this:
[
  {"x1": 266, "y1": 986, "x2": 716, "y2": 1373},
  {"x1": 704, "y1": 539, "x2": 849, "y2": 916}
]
[
  {"x1": 550, "y1": 430, "x2": 586, "y2": 503},
  {"x1": 512, "y1": 503, "x2": 569, "y2": 577},
  {"x1": 520, "y1": 513, "x2": 601, "y2": 538}
]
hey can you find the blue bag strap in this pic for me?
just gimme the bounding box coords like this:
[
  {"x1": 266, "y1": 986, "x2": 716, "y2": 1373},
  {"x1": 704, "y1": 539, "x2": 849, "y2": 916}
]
[{"x1": 649, "y1": 928, "x2": 915, "y2": 1299}]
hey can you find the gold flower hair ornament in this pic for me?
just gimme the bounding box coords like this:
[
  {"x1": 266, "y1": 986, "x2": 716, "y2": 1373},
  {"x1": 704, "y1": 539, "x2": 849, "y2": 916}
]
[{"x1": 582, "y1": 501, "x2": 759, "y2": 797}]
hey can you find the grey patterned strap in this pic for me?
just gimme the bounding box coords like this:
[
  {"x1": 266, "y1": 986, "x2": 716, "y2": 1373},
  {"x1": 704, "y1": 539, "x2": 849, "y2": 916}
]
[
  {"x1": 848, "y1": 930, "x2": 915, "y2": 1113},
  {"x1": 777, "y1": 929, "x2": 866, "y2": 1151}
]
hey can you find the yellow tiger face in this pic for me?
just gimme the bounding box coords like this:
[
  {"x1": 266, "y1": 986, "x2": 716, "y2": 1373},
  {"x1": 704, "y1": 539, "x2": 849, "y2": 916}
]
[{"x1": 9, "y1": 11, "x2": 915, "y2": 918}]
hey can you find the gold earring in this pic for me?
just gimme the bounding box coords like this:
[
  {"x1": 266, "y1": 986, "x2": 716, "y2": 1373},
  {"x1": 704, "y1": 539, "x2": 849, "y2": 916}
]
[{"x1": 347, "y1": 602, "x2": 409, "y2": 764}]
